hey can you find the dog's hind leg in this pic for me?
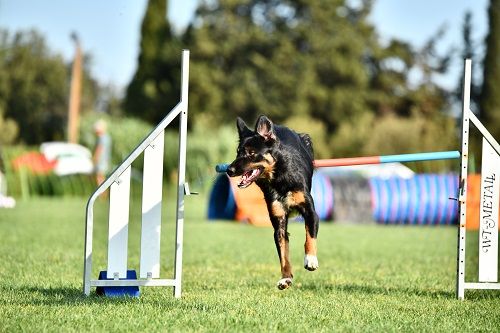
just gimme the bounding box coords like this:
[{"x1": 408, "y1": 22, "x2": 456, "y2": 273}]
[
  {"x1": 301, "y1": 195, "x2": 319, "y2": 271},
  {"x1": 270, "y1": 201, "x2": 293, "y2": 290}
]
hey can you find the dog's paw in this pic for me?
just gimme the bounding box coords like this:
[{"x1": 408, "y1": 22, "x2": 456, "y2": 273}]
[
  {"x1": 276, "y1": 278, "x2": 292, "y2": 290},
  {"x1": 304, "y1": 254, "x2": 319, "y2": 271}
]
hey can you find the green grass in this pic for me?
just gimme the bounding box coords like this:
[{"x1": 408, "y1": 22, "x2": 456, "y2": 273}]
[{"x1": 0, "y1": 194, "x2": 499, "y2": 332}]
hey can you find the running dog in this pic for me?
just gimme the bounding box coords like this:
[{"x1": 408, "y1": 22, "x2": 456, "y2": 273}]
[{"x1": 226, "y1": 115, "x2": 319, "y2": 290}]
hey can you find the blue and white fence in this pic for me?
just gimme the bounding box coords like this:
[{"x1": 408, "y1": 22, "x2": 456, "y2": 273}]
[{"x1": 83, "y1": 50, "x2": 190, "y2": 298}]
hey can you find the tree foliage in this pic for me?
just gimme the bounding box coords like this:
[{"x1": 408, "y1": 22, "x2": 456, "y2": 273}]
[
  {"x1": 0, "y1": 30, "x2": 68, "y2": 144},
  {"x1": 0, "y1": 115, "x2": 18, "y2": 145},
  {"x1": 454, "y1": 11, "x2": 480, "y2": 112},
  {"x1": 124, "y1": 0, "x2": 182, "y2": 124},
  {"x1": 479, "y1": 0, "x2": 500, "y2": 138},
  {"x1": 185, "y1": 0, "x2": 378, "y2": 130},
  {"x1": 0, "y1": 29, "x2": 99, "y2": 145}
]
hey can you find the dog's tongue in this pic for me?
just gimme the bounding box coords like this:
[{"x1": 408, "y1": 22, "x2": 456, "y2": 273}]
[{"x1": 238, "y1": 169, "x2": 259, "y2": 188}]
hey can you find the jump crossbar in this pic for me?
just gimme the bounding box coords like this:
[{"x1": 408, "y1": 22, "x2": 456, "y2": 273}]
[
  {"x1": 215, "y1": 150, "x2": 460, "y2": 173},
  {"x1": 313, "y1": 151, "x2": 460, "y2": 168}
]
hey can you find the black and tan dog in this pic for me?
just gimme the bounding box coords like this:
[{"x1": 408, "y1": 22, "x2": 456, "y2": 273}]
[{"x1": 226, "y1": 115, "x2": 319, "y2": 290}]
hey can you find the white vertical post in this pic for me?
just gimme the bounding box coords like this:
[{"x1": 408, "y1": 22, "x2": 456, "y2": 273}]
[
  {"x1": 457, "y1": 59, "x2": 471, "y2": 300},
  {"x1": 140, "y1": 131, "x2": 165, "y2": 279},
  {"x1": 83, "y1": 199, "x2": 95, "y2": 295},
  {"x1": 478, "y1": 138, "x2": 499, "y2": 282},
  {"x1": 107, "y1": 166, "x2": 131, "y2": 279},
  {"x1": 173, "y1": 49, "x2": 189, "y2": 298}
]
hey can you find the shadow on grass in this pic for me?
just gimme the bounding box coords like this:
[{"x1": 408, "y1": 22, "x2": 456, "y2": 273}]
[
  {"x1": 3, "y1": 283, "x2": 497, "y2": 306},
  {"x1": 299, "y1": 282, "x2": 454, "y2": 299},
  {"x1": 0, "y1": 285, "x2": 141, "y2": 306},
  {"x1": 299, "y1": 282, "x2": 500, "y2": 300},
  {"x1": 1, "y1": 285, "x2": 222, "y2": 314}
]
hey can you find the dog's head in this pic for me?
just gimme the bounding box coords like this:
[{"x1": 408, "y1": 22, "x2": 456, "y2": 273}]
[{"x1": 227, "y1": 115, "x2": 278, "y2": 188}]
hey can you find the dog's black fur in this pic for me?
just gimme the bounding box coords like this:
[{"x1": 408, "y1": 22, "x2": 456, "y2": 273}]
[{"x1": 227, "y1": 115, "x2": 319, "y2": 290}]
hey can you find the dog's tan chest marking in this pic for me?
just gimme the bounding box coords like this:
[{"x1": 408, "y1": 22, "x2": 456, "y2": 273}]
[
  {"x1": 271, "y1": 201, "x2": 286, "y2": 219},
  {"x1": 285, "y1": 191, "x2": 306, "y2": 208}
]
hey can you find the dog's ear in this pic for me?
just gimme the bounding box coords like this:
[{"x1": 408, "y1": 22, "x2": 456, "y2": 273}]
[
  {"x1": 237, "y1": 117, "x2": 253, "y2": 138},
  {"x1": 255, "y1": 115, "x2": 276, "y2": 142}
]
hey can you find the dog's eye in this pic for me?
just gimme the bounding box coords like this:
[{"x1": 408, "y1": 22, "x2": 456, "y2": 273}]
[{"x1": 248, "y1": 150, "x2": 256, "y2": 156}]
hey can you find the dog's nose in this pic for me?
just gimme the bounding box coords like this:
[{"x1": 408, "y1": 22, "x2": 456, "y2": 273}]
[{"x1": 226, "y1": 165, "x2": 236, "y2": 177}]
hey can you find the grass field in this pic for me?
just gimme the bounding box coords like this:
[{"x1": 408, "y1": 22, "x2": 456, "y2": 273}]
[{"x1": 0, "y1": 193, "x2": 499, "y2": 332}]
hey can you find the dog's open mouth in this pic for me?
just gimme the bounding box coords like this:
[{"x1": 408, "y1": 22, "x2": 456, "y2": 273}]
[{"x1": 238, "y1": 168, "x2": 262, "y2": 188}]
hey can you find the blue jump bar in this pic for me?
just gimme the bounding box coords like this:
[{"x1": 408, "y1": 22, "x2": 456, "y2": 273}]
[
  {"x1": 379, "y1": 151, "x2": 461, "y2": 164},
  {"x1": 216, "y1": 163, "x2": 230, "y2": 173}
]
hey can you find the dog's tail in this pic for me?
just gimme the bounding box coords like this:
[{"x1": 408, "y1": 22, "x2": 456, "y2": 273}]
[{"x1": 299, "y1": 133, "x2": 314, "y2": 160}]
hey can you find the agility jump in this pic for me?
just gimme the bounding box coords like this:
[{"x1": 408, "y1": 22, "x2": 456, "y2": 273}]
[{"x1": 83, "y1": 55, "x2": 498, "y2": 300}]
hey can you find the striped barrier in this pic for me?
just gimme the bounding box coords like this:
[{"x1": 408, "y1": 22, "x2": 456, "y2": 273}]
[{"x1": 369, "y1": 175, "x2": 459, "y2": 225}]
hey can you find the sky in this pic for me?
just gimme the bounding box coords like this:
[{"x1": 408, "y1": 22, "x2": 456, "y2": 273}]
[{"x1": 0, "y1": 0, "x2": 489, "y2": 92}]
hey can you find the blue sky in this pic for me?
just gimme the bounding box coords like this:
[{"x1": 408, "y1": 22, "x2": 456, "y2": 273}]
[{"x1": 0, "y1": 0, "x2": 489, "y2": 91}]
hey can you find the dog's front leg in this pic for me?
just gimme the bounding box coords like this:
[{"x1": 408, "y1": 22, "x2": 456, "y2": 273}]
[
  {"x1": 270, "y1": 201, "x2": 293, "y2": 290},
  {"x1": 274, "y1": 225, "x2": 292, "y2": 289}
]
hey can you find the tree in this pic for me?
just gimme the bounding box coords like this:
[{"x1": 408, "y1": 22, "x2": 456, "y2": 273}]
[
  {"x1": 0, "y1": 29, "x2": 100, "y2": 145},
  {"x1": 479, "y1": 0, "x2": 500, "y2": 137},
  {"x1": 124, "y1": 0, "x2": 181, "y2": 124},
  {"x1": 0, "y1": 32, "x2": 19, "y2": 145},
  {"x1": 0, "y1": 30, "x2": 68, "y2": 144},
  {"x1": 453, "y1": 11, "x2": 480, "y2": 113},
  {"x1": 0, "y1": 115, "x2": 18, "y2": 145},
  {"x1": 185, "y1": 0, "x2": 382, "y2": 132}
]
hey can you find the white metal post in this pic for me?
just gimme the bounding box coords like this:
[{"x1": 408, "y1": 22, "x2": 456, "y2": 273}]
[
  {"x1": 83, "y1": 199, "x2": 95, "y2": 295},
  {"x1": 174, "y1": 50, "x2": 190, "y2": 298},
  {"x1": 456, "y1": 59, "x2": 471, "y2": 300}
]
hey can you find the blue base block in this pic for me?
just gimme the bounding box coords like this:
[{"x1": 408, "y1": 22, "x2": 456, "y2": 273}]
[{"x1": 96, "y1": 270, "x2": 140, "y2": 297}]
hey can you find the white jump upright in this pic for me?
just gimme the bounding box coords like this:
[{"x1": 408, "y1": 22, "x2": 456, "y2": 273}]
[
  {"x1": 83, "y1": 50, "x2": 190, "y2": 297},
  {"x1": 457, "y1": 59, "x2": 500, "y2": 299}
]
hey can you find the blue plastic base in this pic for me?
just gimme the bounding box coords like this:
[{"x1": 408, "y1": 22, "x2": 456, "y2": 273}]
[{"x1": 96, "y1": 270, "x2": 140, "y2": 297}]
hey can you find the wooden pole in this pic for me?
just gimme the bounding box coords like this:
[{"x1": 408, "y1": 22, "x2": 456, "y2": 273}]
[{"x1": 67, "y1": 33, "x2": 82, "y2": 144}]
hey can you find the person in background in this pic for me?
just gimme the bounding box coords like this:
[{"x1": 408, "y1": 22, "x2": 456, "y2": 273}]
[{"x1": 93, "y1": 119, "x2": 111, "y2": 186}]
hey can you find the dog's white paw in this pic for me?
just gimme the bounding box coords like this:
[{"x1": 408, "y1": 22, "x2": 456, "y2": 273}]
[
  {"x1": 276, "y1": 278, "x2": 292, "y2": 290},
  {"x1": 304, "y1": 254, "x2": 319, "y2": 271}
]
